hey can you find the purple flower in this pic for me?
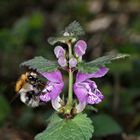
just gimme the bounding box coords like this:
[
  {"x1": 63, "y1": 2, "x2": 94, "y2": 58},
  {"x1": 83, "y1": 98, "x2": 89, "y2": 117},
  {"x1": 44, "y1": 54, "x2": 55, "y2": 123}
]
[
  {"x1": 75, "y1": 40, "x2": 87, "y2": 57},
  {"x1": 58, "y1": 56, "x2": 67, "y2": 67},
  {"x1": 54, "y1": 46, "x2": 68, "y2": 67},
  {"x1": 74, "y1": 67, "x2": 108, "y2": 113},
  {"x1": 69, "y1": 57, "x2": 77, "y2": 68},
  {"x1": 54, "y1": 46, "x2": 65, "y2": 58},
  {"x1": 40, "y1": 70, "x2": 64, "y2": 103}
]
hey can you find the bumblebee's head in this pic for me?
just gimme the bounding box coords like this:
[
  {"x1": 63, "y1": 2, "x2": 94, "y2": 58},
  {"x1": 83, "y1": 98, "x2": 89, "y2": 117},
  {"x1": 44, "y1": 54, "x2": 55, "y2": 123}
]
[{"x1": 27, "y1": 72, "x2": 38, "y2": 84}]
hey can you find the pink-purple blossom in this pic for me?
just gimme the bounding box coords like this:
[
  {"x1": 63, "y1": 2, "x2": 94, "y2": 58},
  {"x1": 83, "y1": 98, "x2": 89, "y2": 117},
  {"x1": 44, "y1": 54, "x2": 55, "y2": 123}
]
[
  {"x1": 74, "y1": 67, "x2": 108, "y2": 112},
  {"x1": 69, "y1": 58, "x2": 77, "y2": 68},
  {"x1": 40, "y1": 70, "x2": 64, "y2": 102},
  {"x1": 58, "y1": 56, "x2": 67, "y2": 67},
  {"x1": 54, "y1": 46, "x2": 68, "y2": 67},
  {"x1": 54, "y1": 46, "x2": 65, "y2": 58},
  {"x1": 75, "y1": 40, "x2": 87, "y2": 57}
]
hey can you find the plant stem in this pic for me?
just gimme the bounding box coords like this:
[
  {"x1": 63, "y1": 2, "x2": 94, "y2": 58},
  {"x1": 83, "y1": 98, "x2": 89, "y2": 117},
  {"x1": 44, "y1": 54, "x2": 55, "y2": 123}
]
[
  {"x1": 65, "y1": 41, "x2": 73, "y2": 114},
  {"x1": 68, "y1": 69, "x2": 73, "y2": 106},
  {"x1": 68, "y1": 41, "x2": 72, "y2": 58}
]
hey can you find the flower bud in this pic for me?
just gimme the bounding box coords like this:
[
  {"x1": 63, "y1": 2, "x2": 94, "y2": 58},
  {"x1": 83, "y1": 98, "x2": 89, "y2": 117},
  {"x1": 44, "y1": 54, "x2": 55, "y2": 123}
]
[
  {"x1": 58, "y1": 56, "x2": 67, "y2": 67},
  {"x1": 54, "y1": 46, "x2": 65, "y2": 58},
  {"x1": 69, "y1": 57, "x2": 77, "y2": 68},
  {"x1": 63, "y1": 32, "x2": 70, "y2": 36},
  {"x1": 75, "y1": 40, "x2": 87, "y2": 57}
]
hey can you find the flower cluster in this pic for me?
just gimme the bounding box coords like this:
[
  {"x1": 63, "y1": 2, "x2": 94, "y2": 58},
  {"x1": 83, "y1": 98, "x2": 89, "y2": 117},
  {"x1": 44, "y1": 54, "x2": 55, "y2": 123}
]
[
  {"x1": 54, "y1": 46, "x2": 67, "y2": 67},
  {"x1": 54, "y1": 40, "x2": 87, "y2": 68},
  {"x1": 39, "y1": 38, "x2": 108, "y2": 114}
]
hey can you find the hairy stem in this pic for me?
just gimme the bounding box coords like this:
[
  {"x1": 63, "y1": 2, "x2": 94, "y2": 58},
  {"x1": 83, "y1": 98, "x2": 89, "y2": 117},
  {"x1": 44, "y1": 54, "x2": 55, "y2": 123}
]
[
  {"x1": 65, "y1": 41, "x2": 73, "y2": 114},
  {"x1": 67, "y1": 69, "x2": 73, "y2": 106}
]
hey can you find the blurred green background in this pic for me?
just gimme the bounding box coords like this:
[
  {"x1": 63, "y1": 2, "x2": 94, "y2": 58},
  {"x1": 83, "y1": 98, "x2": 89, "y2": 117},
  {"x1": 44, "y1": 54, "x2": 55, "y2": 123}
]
[{"x1": 0, "y1": 0, "x2": 140, "y2": 140}]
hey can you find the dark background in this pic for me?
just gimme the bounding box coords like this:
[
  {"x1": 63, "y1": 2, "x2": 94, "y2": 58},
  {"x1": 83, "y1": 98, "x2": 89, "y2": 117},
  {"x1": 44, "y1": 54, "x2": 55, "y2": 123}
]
[{"x1": 0, "y1": 0, "x2": 140, "y2": 140}]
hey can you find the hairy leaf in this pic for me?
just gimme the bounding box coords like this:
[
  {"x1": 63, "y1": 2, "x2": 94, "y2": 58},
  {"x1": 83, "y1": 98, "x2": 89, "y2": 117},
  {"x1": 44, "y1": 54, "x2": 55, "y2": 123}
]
[
  {"x1": 87, "y1": 53, "x2": 130, "y2": 66},
  {"x1": 48, "y1": 21, "x2": 84, "y2": 45},
  {"x1": 78, "y1": 62, "x2": 100, "y2": 73},
  {"x1": 35, "y1": 113, "x2": 94, "y2": 140},
  {"x1": 78, "y1": 53, "x2": 129, "y2": 73},
  {"x1": 48, "y1": 36, "x2": 75, "y2": 45},
  {"x1": 21, "y1": 56, "x2": 58, "y2": 72},
  {"x1": 64, "y1": 20, "x2": 85, "y2": 37},
  {"x1": 92, "y1": 114, "x2": 122, "y2": 137}
]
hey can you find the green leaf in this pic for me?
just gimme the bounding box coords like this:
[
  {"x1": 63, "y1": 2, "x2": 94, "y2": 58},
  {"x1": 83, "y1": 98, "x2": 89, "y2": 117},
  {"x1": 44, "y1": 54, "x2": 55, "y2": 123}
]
[
  {"x1": 46, "y1": 113, "x2": 63, "y2": 129},
  {"x1": 48, "y1": 36, "x2": 75, "y2": 45},
  {"x1": 35, "y1": 113, "x2": 94, "y2": 140},
  {"x1": 48, "y1": 21, "x2": 85, "y2": 45},
  {"x1": 64, "y1": 20, "x2": 85, "y2": 37},
  {"x1": 78, "y1": 62, "x2": 100, "y2": 73},
  {"x1": 78, "y1": 53, "x2": 130, "y2": 73},
  {"x1": 92, "y1": 114, "x2": 122, "y2": 137},
  {"x1": 88, "y1": 53, "x2": 130, "y2": 66},
  {"x1": 20, "y1": 56, "x2": 58, "y2": 72}
]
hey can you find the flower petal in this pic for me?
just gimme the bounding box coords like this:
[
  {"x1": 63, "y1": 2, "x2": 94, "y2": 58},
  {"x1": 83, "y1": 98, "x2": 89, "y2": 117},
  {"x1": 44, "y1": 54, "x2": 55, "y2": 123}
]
[
  {"x1": 85, "y1": 80, "x2": 97, "y2": 89},
  {"x1": 54, "y1": 46, "x2": 65, "y2": 58},
  {"x1": 75, "y1": 40, "x2": 87, "y2": 57},
  {"x1": 69, "y1": 57, "x2": 77, "y2": 68},
  {"x1": 76, "y1": 67, "x2": 108, "y2": 82},
  {"x1": 41, "y1": 70, "x2": 63, "y2": 83},
  {"x1": 49, "y1": 82, "x2": 64, "y2": 99},
  {"x1": 87, "y1": 89, "x2": 104, "y2": 104},
  {"x1": 88, "y1": 67, "x2": 109, "y2": 79},
  {"x1": 75, "y1": 100, "x2": 86, "y2": 113},
  {"x1": 51, "y1": 96, "x2": 62, "y2": 111},
  {"x1": 74, "y1": 83, "x2": 88, "y2": 103},
  {"x1": 75, "y1": 72, "x2": 90, "y2": 83},
  {"x1": 39, "y1": 93, "x2": 51, "y2": 102},
  {"x1": 58, "y1": 56, "x2": 67, "y2": 67}
]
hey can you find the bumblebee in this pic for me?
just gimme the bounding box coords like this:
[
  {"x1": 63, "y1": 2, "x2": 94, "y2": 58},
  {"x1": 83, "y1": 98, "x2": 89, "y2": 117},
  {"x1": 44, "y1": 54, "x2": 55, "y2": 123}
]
[{"x1": 15, "y1": 72, "x2": 45, "y2": 107}]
